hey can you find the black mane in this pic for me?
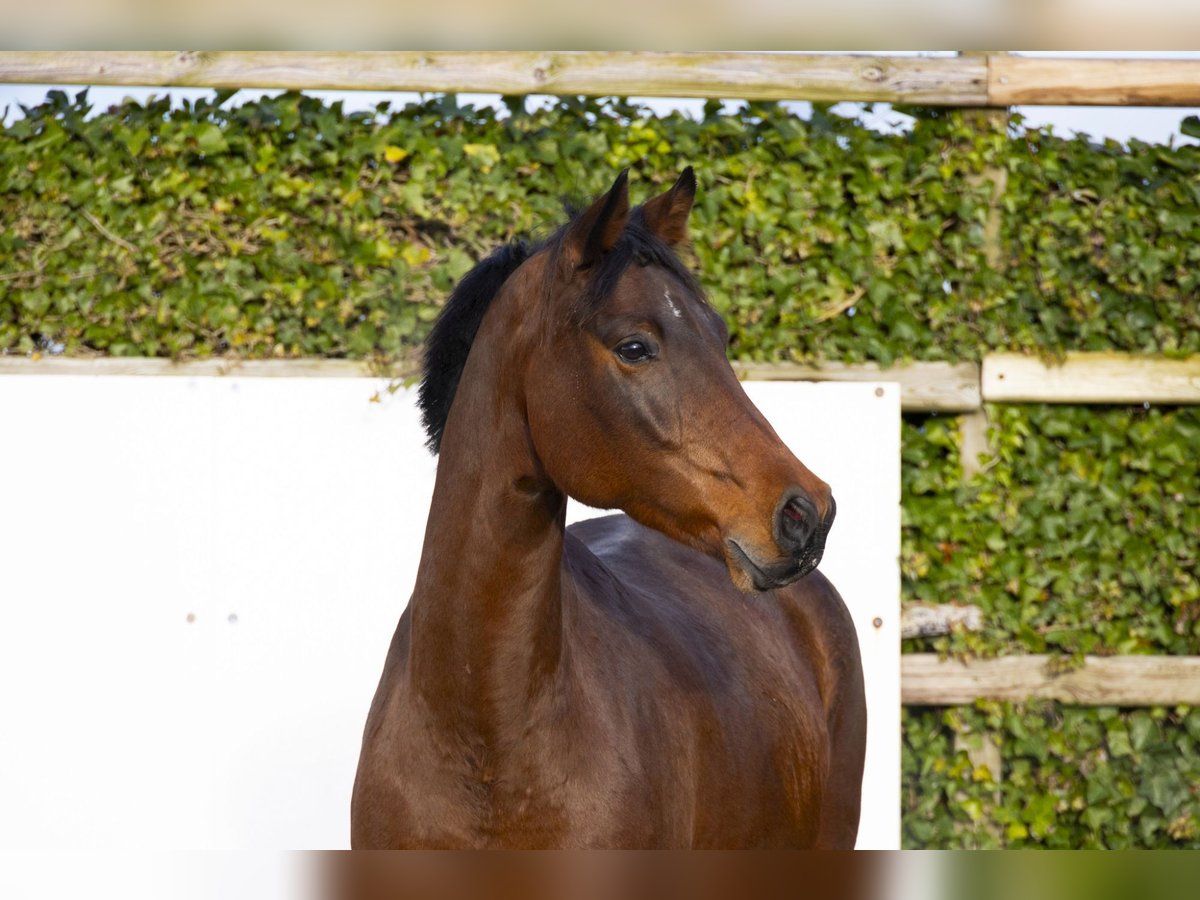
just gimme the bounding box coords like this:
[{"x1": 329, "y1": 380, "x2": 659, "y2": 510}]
[
  {"x1": 417, "y1": 241, "x2": 531, "y2": 453},
  {"x1": 418, "y1": 207, "x2": 703, "y2": 454}
]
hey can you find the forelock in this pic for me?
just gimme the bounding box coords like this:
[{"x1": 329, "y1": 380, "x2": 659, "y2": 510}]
[{"x1": 565, "y1": 210, "x2": 706, "y2": 321}]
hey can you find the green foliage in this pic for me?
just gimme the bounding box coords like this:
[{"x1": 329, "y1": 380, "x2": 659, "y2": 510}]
[
  {"x1": 903, "y1": 405, "x2": 1200, "y2": 658},
  {"x1": 3, "y1": 92, "x2": 1199, "y2": 361},
  {"x1": 4, "y1": 91, "x2": 1199, "y2": 848},
  {"x1": 900, "y1": 404, "x2": 1200, "y2": 849},
  {"x1": 1000, "y1": 122, "x2": 1200, "y2": 356},
  {"x1": 904, "y1": 702, "x2": 1200, "y2": 848}
]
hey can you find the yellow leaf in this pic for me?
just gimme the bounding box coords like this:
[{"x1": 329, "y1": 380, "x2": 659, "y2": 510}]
[
  {"x1": 401, "y1": 243, "x2": 432, "y2": 268},
  {"x1": 463, "y1": 143, "x2": 500, "y2": 171},
  {"x1": 971, "y1": 764, "x2": 993, "y2": 783},
  {"x1": 383, "y1": 145, "x2": 408, "y2": 163}
]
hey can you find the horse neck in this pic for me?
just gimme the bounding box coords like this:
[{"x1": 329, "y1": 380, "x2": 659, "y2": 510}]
[{"x1": 408, "y1": 298, "x2": 566, "y2": 742}]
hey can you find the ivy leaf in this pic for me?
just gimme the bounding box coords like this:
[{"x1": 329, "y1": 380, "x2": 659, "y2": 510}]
[
  {"x1": 195, "y1": 123, "x2": 228, "y2": 155},
  {"x1": 1142, "y1": 771, "x2": 1186, "y2": 815},
  {"x1": 1107, "y1": 728, "x2": 1133, "y2": 758}
]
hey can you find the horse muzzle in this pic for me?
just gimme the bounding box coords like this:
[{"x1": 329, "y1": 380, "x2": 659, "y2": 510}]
[{"x1": 726, "y1": 493, "x2": 835, "y2": 592}]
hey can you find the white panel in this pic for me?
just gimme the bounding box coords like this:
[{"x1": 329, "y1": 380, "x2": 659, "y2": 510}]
[
  {"x1": 748, "y1": 381, "x2": 900, "y2": 850},
  {"x1": 0, "y1": 375, "x2": 897, "y2": 850}
]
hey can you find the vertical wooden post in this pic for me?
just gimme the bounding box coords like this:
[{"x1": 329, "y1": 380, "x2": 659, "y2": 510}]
[
  {"x1": 957, "y1": 51, "x2": 1008, "y2": 479},
  {"x1": 958, "y1": 409, "x2": 992, "y2": 478},
  {"x1": 954, "y1": 55, "x2": 1006, "y2": 801}
]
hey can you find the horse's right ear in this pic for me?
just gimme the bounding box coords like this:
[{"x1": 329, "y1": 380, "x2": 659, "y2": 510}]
[
  {"x1": 562, "y1": 170, "x2": 630, "y2": 270},
  {"x1": 640, "y1": 166, "x2": 696, "y2": 246}
]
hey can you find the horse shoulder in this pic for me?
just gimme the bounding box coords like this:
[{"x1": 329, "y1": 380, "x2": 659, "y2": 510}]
[
  {"x1": 563, "y1": 516, "x2": 842, "y2": 846},
  {"x1": 773, "y1": 571, "x2": 863, "y2": 710},
  {"x1": 351, "y1": 607, "x2": 491, "y2": 848},
  {"x1": 772, "y1": 569, "x2": 867, "y2": 848}
]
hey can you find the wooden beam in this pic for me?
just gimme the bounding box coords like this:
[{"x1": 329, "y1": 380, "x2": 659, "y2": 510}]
[
  {"x1": 733, "y1": 360, "x2": 981, "y2": 413},
  {"x1": 1, "y1": 356, "x2": 976, "y2": 411},
  {"x1": 982, "y1": 352, "x2": 1200, "y2": 405},
  {"x1": 902, "y1": 654, "x2": 1200, "y2": 706},
  {"x1": 0, "y1": 51, "x2": 988, "y2": 104},
  {"x1": 0, "y1": 356, "x2": 415, "y2": 379},
  {"x1": 10, "y1": 352, "x2": 1200, "y2": 410},
  {"x1": 901, "y1": 604, "x2": 983, "y2": 640},
  {"x1": 5, "y1": 52, "x2": 1200, "y2": 107},
  {"x1": 990, "y1": 56, "x2": 1200, "y2": 106}
]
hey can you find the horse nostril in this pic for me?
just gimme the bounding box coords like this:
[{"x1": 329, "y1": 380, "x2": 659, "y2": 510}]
[{"x1": 777, "y1": 493, "x2": 818, "y2": 552}]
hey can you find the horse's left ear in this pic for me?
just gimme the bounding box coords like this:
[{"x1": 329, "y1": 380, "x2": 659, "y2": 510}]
[
  {"x1": 640, "y1": 166, "x2": 696, "y2": 246},
  {"x1": 563, "y1": 169, "x2": 631, "y2": 270}
]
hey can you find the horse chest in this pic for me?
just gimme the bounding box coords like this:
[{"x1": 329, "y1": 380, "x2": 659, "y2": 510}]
[
  {"x1": 357, "y1": 720, "x2": 660, "y2": 847},
  {"x1": 488, "y1": 692, "x2": 823, "y2": 847}
]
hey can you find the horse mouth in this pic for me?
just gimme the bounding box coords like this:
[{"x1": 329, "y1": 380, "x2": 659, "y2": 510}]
[{"x1": 726, "y1": 540, "x2": 822, "y2": 592}]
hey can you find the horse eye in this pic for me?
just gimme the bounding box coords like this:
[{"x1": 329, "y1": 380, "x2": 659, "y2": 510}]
[{"x1": 615, "y1": 340, "x2": 652, "y2": 363}]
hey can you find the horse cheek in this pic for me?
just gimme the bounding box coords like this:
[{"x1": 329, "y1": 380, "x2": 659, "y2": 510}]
[{"x1": 526, "y1": 379, "x2": 619, "y2": 507}]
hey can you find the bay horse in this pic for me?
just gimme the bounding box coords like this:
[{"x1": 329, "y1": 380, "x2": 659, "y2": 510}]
[{"x1": 351, "y1": 169, "x2": 866, "y2": 848}]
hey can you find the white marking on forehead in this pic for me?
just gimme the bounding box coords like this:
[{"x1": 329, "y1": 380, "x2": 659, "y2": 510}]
[{"x1": 663, "y1": 288, "x2": 682, "y2": 318}]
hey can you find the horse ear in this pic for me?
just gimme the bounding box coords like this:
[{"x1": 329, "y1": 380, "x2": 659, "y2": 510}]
[
  {"x1": 563, "y1": 169, "x2": 630, "y2": 269},
  {"x1": 640, "y1": 166, "x2": 696, "y2": 246}
]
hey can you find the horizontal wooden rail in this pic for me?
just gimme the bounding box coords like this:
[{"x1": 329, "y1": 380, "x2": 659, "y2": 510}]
[
  {"x1": 5, "y1": 351, "x2": 1200, "y2": 410},
  {"x1": 990, "y1": 56, "x2": 1200, "y2": 106},
  {"x1": 902, "y1": 654, "x2": 1200, "y2": 706},
  {"x1": 0, "y1": 356, "x2": 971, "y2": 411},
  {"x1": 984, "y1": 352, "x2": 1200, "y2": 405},
  {"x1": 2, "y1": 51, "x2": 1200, "y2": 106},
  {"x1": 0, "y1": 356, "x2": 414, "y2": 379},
  {"x1": 732, "y1": 360, "x2": 980, "y2": 413},
  {"x1": 0, "y1": 51, "x2": 988, "y2": 105}
]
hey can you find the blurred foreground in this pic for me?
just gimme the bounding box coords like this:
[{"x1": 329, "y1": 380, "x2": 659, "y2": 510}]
[
  {"x1": 5, "y1": 1, "x2": 1200, "y2": 47},
  {"x1": 4, "y1": 850, "x2": 1200, "y2": 899}
]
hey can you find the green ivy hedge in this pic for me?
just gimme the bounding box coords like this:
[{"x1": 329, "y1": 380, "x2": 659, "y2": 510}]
[
  {"x1": 3, "y1": 91, "x2": 1198, "y2": 848},
  {"x1": 904, "y1": 405, "x2": 1199, "y2": 659},
  {"x1": 4, "y1": 91, "x2": 1199, "y2": 361},
  {"x1": 902, "y1": 404, "x2": 1199, "y2": 847},
  {"x1": 904, "y1": 701, "x2": 1200, "y2": 848}
]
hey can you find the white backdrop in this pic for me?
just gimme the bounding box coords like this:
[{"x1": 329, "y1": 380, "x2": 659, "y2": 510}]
[{"x1": 0, "y1": 374, "x2": 898, "y2": 849}]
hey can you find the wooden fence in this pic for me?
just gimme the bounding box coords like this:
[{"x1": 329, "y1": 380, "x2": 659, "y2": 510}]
[
  {"x1": 902, "y1": 655, "x2": 1200, "y2": 706},
  {"x1": 3, "y1": 51, "x2": 1200, "y2": 106},
  {"x1": 2, "y1": 50, "x2": 1197, "y2": 709},
  {"x1": 3, "y1": 352, "x2": 1197, "y2": 413}
]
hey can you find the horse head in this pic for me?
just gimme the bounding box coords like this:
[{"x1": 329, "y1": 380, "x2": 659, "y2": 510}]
[{"x1": 519, "y1": 169, "x2": 836, "y2": 592}]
